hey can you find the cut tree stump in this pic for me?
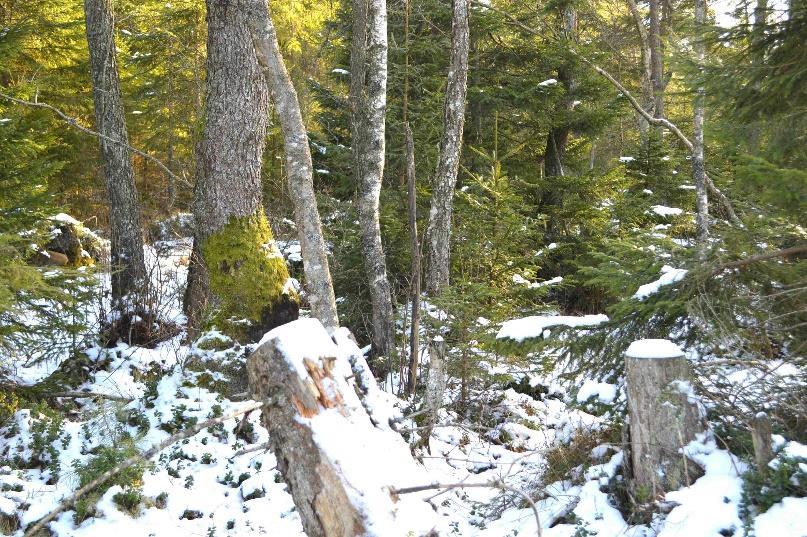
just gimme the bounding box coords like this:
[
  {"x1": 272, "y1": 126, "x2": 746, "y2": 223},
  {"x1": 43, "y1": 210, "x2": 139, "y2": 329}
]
[
  {"x1": 247, "y1": 318, "x2": 440, "y2": 537},
  {"x1": 625, "y1": 339, "x2": 705, "y2": 500},
  {"x1": 751, "y1": 412, "x2": 774, "y2": 474}
]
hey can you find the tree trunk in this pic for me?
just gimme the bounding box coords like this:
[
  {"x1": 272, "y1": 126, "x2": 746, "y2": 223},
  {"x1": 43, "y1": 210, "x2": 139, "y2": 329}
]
[
  {"x1": 626, "y1": 0, "x2": 655, "y2": 135},
  {"x1": 405, "y1": 123, "x2": 420, "y2": 397},
  {"x1": 648, "y1": 0, "x2": 665, "y2": 119},
  {"x1": 350, "y1": 0, "x2": 396, "y2": 358},
  {"x1": 422, "y1": 335, "x2": 446, "y2": 448},
  {"x1": 543, "y1": 4, "x2": 577, "y2": 180},
  {"x1": 751, "y1": 412, "x2": 774, "y2": 475},
  {"x1": 185, "y1": 0, "x2": 298, "y2": 341},
  {"x1": 693, "y1": 0, "x2": 709, "y2": 242},
  {"x1": 424, "y1": 0, "x2": 470, "y2": 296},
  {"x1": 244, "y1": 0, "x2": 340, "y2": 331},
  {"x1": 625, "y1": 340, "x2": 705, "y2": 499},
  {"x1": 83, "y1": 0, "x2": 147, "y2": 308}
]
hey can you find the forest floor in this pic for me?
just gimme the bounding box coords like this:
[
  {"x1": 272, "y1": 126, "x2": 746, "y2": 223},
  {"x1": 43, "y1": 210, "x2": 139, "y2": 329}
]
[{"x1": 1, "y1": 230, "x2": 805, "y2": 537}]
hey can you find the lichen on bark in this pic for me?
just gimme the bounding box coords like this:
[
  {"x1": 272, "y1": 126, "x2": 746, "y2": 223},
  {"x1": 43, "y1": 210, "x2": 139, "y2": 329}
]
[{"x1": 202, "y1": 208, "x2": 298, "y2": 341}]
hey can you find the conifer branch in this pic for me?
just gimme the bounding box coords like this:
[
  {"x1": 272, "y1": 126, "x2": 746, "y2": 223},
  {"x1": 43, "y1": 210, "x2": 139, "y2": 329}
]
[{"x1": 0, "y1": 91, "x2": 191, "y2": 188}]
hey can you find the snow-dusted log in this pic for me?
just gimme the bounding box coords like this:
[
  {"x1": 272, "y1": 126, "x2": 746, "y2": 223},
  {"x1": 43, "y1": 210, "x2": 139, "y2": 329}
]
[
  {"x1": 424, "y1": 0, "x2": 470, "y2": 295},
  {"x1": 244, "y1": 0, "x2": 340, "y2": 331},
  {"x1": 247, "y1": 319, "x2": 441, "y2": 537},
  {"x1": 83, "y1": 0, "x2": 147, "y2": 307},
  {"x1": 625, "y1": 339, "x2": 705, "y2": 499}
]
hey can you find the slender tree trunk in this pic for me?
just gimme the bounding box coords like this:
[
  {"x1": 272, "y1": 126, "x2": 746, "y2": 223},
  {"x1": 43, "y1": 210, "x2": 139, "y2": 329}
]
[
  {"x1": 424, "y1": 0, "x2": 470, "y2": 296},
  {"x1": 748, "y1": 0, "x2": 768, "y2": 154},
  {"x1": 185, "y1": 0, "x2": 297, "y2": 341},
  {"x1": 405, "y1": 123, "x2": 420, "y2": 397},
  {"x1": 350, "y1": 0, "x2": 395, "y2": 357},
  {"x1": 649, "y1": 0, "x2": 665, "y2": 119},
  {"x1": 627, "y1": 0, "x2": 655, "y2": 135},
  {"x1": 244, "y1": 0, "x2": 340, "y2": 331},
  {"x1": 83, "y1": 0, "x2": 147, "y2": 308},
  {"x1": 693, "y1": 0, "x2": 709, "y2": 243},
  {"x1": 544, "y1": 4, "x2": 577, "y2": 179}
]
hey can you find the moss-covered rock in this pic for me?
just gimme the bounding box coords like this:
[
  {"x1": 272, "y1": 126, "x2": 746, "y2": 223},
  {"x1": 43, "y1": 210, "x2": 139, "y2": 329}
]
[
  {"x1": 202, "y1": 208, "x2": 298, "y2": 341},
  {"x1": 43, "y1": 214, "x2": 108, "y2": 268}
]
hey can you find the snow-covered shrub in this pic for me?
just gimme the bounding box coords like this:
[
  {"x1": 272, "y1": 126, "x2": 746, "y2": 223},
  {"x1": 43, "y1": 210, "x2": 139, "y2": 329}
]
[
  {"x1": 72, "y1": 443, "x2": 144, "y2": 523},
  {"x1": 741, "y1": 450, "x2": 807, "y2": 518}
]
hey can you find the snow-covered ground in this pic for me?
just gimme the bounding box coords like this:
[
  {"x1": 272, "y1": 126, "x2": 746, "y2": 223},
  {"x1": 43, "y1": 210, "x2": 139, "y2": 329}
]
[{"x1": 1, "y1": 236, "x2": 805, "y2": 537}]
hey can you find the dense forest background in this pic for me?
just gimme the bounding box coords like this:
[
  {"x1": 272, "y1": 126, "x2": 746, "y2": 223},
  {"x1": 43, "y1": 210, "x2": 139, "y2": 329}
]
[{"x1": 0, "y1": 0, "x2": 805, "y2": 535}]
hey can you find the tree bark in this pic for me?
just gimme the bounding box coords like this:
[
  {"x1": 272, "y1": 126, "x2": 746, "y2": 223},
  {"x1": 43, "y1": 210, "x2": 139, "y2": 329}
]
[
  {"x1": 185, "y1": 0, "x2": 297, "y2": 341},
  {"x1": 424, "y1": 0, "x2": 470, "y2": 296},
  {"x1": 83, "y1": 0, "x2": 147, "y2": 308},
  {"x1": 350, "y1": 0, "x2": 396, "y2": 358},
  {"x1": 405, "y1": 123, "x2": 421, "y2": 397},
  {"x1": 751, "y1": 412, "x2": 774, "y2": 475},
  {"x1": 626, "y1": 0, "x2": 655, "y2": 135},
  {"x1": 247, "y1": 319, "x2": 439, "y2": 536},
  {"x1": 543, "y1": 4, "x2": 577, "y2": 179},
  {"x1": 648, "y1": 0, "x2": 665, "y2": 119},
  {"x1": 693, "y1": 0, "x2": 709, "y2": 242},
  {"x1": 422, "y1": 336, "x2": 446, "y2": 447},
  {"x1": 244, "y1": 0, "x2": 340, "y2": 331},
  {"x1": 626, "y1": 342, "x2": 704, "y2": 499}
]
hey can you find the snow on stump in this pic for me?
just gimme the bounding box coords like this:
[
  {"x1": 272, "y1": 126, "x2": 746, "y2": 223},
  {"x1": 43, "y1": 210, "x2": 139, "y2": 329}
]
[
  {"x1": 247, "y1": 318, "x2": 440, "y2": 537},
  {"x1": 625, "y1": 339, "x2": 705, "y2": 500}
]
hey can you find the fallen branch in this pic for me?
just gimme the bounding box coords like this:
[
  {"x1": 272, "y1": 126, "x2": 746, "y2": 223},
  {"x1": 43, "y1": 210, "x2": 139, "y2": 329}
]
[
  {"x1": 470, "y1": 0, "x2": 742, "y2": 226},
  {"x1": 232, "y1": 441, "x2": 271, "y2": 457},
  {"x1": 392, "y1": 405, "x2": 437, "y2": 424},
  {"x1": 0, "y1": 91, "x2": 190, "y2": 188},
  {"x1": 24, "y1": 402, "x2": 264, "y2": 537},
  {"x1": 711, "y1": 244, "x2": 807, "y2": 275},
  {"x1": 49, "y1": 391, "x2": 134, "y2": 403},
  {"x1": 391, "y1": 480, "x2": 542, "y2": 537}
]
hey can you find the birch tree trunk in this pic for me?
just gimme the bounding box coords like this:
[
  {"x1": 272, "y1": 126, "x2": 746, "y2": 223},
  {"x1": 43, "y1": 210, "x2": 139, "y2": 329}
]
[
  {"x1": 405, "y1": 123, "x2": 421, "y2": 396},
  {"x1": 350, "y1": 0, "x2": 396, "y2": 358},
  {"x1": 83, "y1": 0, "x2": 147, "y2": 308},
  {"x1": 693, "y1": 0, "x2": 709, "y2": 242},
  {"x1": 424, "y1": 0, "x2": 470, "y2": 296},
  {"x1": 648, "y1": 0, "x2": 665, "y2": 120},
  {"x1": 184, "y1": 0, "x2": 297, "y2": 342},
  {"x1": 243, "y1": 0, "x2": 340, "y2": 331}
]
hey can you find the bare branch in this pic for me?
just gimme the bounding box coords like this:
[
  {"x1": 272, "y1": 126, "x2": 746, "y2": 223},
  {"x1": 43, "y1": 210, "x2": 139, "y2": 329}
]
[
  {"x1": 392, "y1": 480, "x2": 542, "y2": 537},
  {"x1": 711, "y1": 244, "x2": 807, "y2": 275},
  {"x1": 48, "y1": 391, "x2": 134, "y2": 403},
  {"x1": 0, "y1": 91, "x2": 191, "y2": 188}
]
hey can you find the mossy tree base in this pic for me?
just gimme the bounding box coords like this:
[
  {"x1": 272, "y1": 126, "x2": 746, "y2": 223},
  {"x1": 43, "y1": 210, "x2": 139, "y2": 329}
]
[{"x1": 202, "y1": 208, "x2": 298, "y2": 342}]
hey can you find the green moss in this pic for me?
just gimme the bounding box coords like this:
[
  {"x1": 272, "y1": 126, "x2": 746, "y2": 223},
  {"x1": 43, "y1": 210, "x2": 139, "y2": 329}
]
[{"x1": 202, "y1": 208, "x2": 297, "y2": 338}]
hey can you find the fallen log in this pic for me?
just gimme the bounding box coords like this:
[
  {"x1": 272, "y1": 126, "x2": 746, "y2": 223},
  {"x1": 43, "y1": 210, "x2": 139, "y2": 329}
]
[{"x1": 247, "y1": 318, "x2": 442, "y2": 537}]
